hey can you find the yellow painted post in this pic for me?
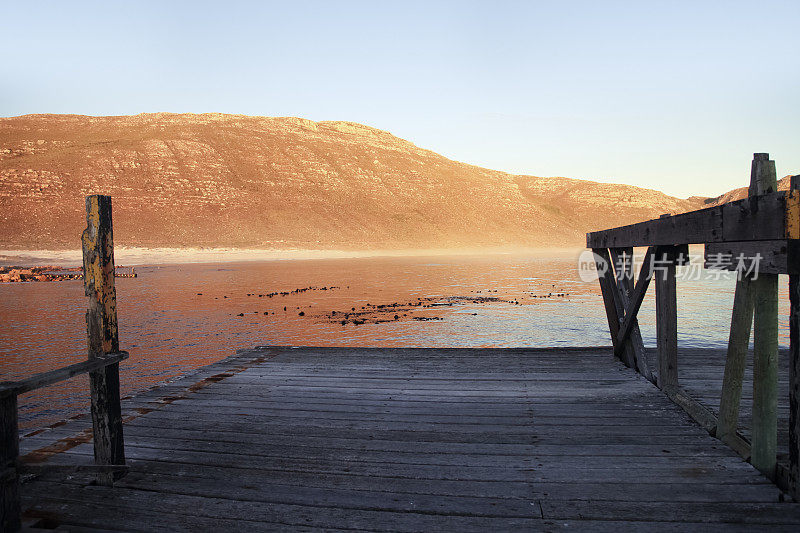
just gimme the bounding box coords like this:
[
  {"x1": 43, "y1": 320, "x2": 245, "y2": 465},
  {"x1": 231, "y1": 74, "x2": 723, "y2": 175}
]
[{"x1": 82, "y1": 195, "x2": 125, "y2": 485}]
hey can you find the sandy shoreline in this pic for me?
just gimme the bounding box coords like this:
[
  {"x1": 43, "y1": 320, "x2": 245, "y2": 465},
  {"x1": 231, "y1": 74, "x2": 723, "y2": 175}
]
[{"x1": 0, "y1": 246, "x2": 585, "y2": 267}]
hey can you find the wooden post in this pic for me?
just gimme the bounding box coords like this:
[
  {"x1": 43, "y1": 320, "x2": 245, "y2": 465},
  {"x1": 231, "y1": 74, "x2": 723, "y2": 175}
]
[
  {"x1": 655, "y1": 244, "x2": 678, "y2": 389},
  {"x1": 717, "y1": 154, "x2": 769, "y2": 443},
  {"x1": 788, "y1": 175, "x2": 800, "y2": 499},
  {"x1": 750, "y1": 154, "x2": 779, "y2": 479},
  {"x1": 82, "y1": 195, "x2": 125, "y2": 486},
  {"x1": 0, "y1": 395, "x2": 20, "y2": 532}
]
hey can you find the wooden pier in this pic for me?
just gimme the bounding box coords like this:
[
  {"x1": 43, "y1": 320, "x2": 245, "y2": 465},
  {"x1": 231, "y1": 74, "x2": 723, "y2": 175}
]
[
  {"x1": 3, "y1": 152, "x2": 800, "y2": 530},
  {"x1": 14, "y1": 346, "x2": 800, "y2": 530}
]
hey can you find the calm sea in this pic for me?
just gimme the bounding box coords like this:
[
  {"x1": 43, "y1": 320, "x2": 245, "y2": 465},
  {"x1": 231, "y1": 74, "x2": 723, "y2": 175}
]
[{"x1": 0, "y1": 251, "x2": 790, "y2": 430}]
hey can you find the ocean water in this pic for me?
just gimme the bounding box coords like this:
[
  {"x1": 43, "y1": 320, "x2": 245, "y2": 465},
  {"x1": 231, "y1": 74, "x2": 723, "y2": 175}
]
[{"x1": 0, "y1": 251, "x2": 790, "y2": 430}]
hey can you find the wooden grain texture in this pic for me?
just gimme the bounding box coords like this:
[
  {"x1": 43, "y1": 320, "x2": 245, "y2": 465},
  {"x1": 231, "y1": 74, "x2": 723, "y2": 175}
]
[
  {"x1": 593, "y1": 249, "x2": 623, "y2": 355},
  {"x1": 790, "y1": 273, "x2": 800, "y2": 499},
  {"x1": 586, "y1": 191, "x2": 788, "y2": 249},
  {"x1": 610, "y1": 248, "x2": 651, "y2": 379},
  {"x1": 652, "y1": 348, "x2": 792, "y2": 476},
  {"x1": 705, "y1": 240, "x2": 800, "y2": 275},
  {"x1": 82, "y1": 195, "x2": 125, "y2": 485},
  {"x1": 0, "y1": 395, "x2": 20, "y2": 532},
  {"x1": 615, "y1": 247, "x2": 655, "y2": 355},
  {"x1": 751, "y1": 155, "x2": 779, "y2": 479},
  {"x1": 786, "y1": 185, "x2": 800, "y2": 240},
  {"x1": 790, "y1": 174, "x2": 800, "y2": 500},
  {"x1": 655, "y1": 248, "x2": 678, "y2": 389},
  {"x1": 718, "y1": 278, "x2": 755, "y2": 443},
  {"x1": 17, "y1": 346, "x2": 800, "y2": 530},
  {"x1": 0, "y1": 352, "x2": 128, "y2": 399}
]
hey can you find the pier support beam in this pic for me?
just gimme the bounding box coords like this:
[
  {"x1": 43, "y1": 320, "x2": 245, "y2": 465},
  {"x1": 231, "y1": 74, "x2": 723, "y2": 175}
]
[
  {"x1": 82, "y1": 195, "x2": 125, "y2": 486},
  {"x1": 610, "y1": 248, "x2": 651, "y2": 379},
  {"x1": 0, "y1": 395, "x2": 20, "y2": 532},
  {"x1": 789, "y1": 175, "x2": 800, "y2": 500},
  {"x1": 789, "y1": 269, "x2": 800, "y2": 499},
  {"x1": 655, "y1": 246, "x2": 679, "y2": 389},
  {"x1": 749, "y1": 154, "x2": 778, "y2": 479},
  {"x1": 594, "y1": 248, "x2": 623, "y2": 355},
  {"x1": 718, "y1": 277, "x2": 754, "y2": 443}
]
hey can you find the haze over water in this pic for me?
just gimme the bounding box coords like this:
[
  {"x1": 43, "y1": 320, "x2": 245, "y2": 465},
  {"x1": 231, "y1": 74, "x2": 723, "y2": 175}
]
[{"x1": 0, "y1": 251, "x2": 791, "y2": 431}]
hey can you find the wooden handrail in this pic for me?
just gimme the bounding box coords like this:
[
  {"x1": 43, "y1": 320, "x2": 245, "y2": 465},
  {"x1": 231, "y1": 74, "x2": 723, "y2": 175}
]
[
  {"x1": 587, "y1": 189, "x2": 792, "y2": 248},
  {"x1": 0, "y1": 352, "x2": 128, "y2": 399},
  {"x1": 1, "y1": 195, "x2": 128, "y2": 532},
  {"x1": 588, "y1": 153, "x2": 800, "y2": 501}
]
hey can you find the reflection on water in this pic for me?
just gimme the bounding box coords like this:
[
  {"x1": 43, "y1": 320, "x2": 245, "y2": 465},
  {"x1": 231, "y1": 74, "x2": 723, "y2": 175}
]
[{"x1": 0, "y1": 251, "x2": 790, "y2": 430}]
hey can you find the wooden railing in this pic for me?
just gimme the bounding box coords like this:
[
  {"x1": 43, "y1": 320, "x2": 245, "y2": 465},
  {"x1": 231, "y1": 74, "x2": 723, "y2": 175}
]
[
  {"x1": 0, "y1": 195, "x2": 127, "y2": 532},
  {"x1": 587, "y1": 153, "x2": 800, "y2": 500}
]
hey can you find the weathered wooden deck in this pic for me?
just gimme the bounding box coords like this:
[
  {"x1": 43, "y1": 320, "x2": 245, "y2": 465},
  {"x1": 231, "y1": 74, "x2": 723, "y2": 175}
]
[
  {"x1": 664, "y1": 348, "x2": 793, "y2": 468},
  {"x1": 15, "y1": 346, "x2": 800, "y2": 531}
]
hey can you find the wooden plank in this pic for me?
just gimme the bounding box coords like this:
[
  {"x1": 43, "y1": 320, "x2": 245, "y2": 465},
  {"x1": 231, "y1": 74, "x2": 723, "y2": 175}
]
[
  {"x1": 18, "y1": 346, "x2": 800, "y2": 529},
  {"x1": 610, "y1": 248, "x2": 650, "y2": 377},
  {"x1": 81, "y1": 195, "x2": 125, "y2": 485},
  {"x1": 615, "y1": 247, "x2": 655, "y2": 353},
  {"x1": 0, "y1": 395, "x2": 20, "y2": 533},
  {"x1": 593, "y1": 248, "x2": 623, "y2": 354},
  {"x1": 721, "y1": 192, "x2": 785, "y2": 242},
  {"x1": 751, "y1": 155, "x2": 779, "y2": 480},
  {"x1": 539, "y1": 500, "x2": 800, "y2": 525},
  {"x1": 791, "y1": 271, "x2": 800, "y2": 500},
  {"x1": 587, "y1": 202, "x2": 724, "y2": 248},
  {"x1": 789, "y1": 174, "x2": 800, "y2": 500},
  {"x1": 717, "y1": 159, "x2": 764, "y2": 448},
  {"x1": 655, "y1": 247, "x2": 678, "y2": 389},
  {"x1": 787, "y1": 184, "x2": 800, "y2": 240},
  {"x1": 705, "y1": 240, "x2": 800, "y2": 275},
  {"x1": 586, "y1": 190, "x2": 788, "y2": 248},
  {"x1": 23, "y1": 481, "x2": 547, "y2": 532},
  {"x1": 0, "y1": 352, "x2": 128, "y2": 399},
  {"x1": 718, "y1": 278, "x2": 755, "y2": 444},
  {"x1": 662, "y1": 386, "x2": 716, "y2": 435}
]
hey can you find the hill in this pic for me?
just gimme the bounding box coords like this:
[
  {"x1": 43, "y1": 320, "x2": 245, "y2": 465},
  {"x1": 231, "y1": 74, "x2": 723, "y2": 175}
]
[{"x1": 0, "y1": 113, "x2": 707, "y2": 250}]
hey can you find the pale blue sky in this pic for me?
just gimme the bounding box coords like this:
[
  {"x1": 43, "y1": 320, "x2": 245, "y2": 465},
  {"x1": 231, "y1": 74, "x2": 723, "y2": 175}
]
[{"x1": 1, "y1": 1, "x2": 797, "y2": 198}]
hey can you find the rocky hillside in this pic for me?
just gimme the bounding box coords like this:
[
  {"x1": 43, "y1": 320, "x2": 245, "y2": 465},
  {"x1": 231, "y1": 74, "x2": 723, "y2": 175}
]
[{"x1": 0, "y1": 113, "x2": 707, "y2": 250}]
